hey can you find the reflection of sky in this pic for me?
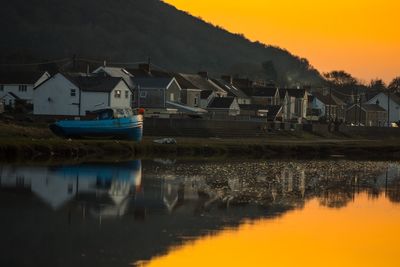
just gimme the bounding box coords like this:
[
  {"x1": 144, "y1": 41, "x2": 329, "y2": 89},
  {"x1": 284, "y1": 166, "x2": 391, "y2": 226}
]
[{"x1": 138, "y1": 193, "x2": 400, "y2": 267}]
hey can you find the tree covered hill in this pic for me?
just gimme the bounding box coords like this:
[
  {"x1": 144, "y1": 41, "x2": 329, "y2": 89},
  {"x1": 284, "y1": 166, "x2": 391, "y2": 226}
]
[{"x1": 0, "y1": 0, "x2": 325, "y2": 86}]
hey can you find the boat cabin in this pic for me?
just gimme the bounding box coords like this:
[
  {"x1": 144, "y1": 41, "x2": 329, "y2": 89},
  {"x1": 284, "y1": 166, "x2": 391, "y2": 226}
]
[{"x1": 86, "y1": 108, "x2": 137, "y2": 120}]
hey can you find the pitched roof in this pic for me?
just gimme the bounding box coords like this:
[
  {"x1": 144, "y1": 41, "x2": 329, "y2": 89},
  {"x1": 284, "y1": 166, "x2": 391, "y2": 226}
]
[
  {"x1": 361, "y1": 104, "x2": 387, "y2": 112},
  {"x1": 252, "y1": 87, "x2": 278, "y2": 97},
  {"x1": 132, "y1": 77, "x2": 175, "y2": 89},
  {"x1": 93, "y1": 67, "x2": 134, "y2": 88},
  {"x1": 179, "y1": 73, "x2": 225, "y2": 94},
  {"x1": 279, "y1": 89, "x2": 288, "y2": 99},
  {"x1": 286, "y1": 88, "x2": 306, "y2": 98},
  {"x1": 126, "y1": 68, "x2": 172, "y2": 78},
  {"x1": 208, "y1": 97, "x2": 235, "y2": 109},
  {"x1": 66, "y1": 75, "x2": 124, "y2": 92},
  {"x1": 0, "y1": 71, "x2": 48, "y2": 84},
  {"x1": 0, "y1": 92, "x2": 21, "y2": 100},
  {"x1": 349, "y1": 103, "x2": 386, "y2": 112},
  {"x1": 211, "y1": 78, "x2": 249, "y2": 99},
  {"x1": 313, "y1": 92, "x2": 339, "y2": 106},
  {"x1": 239, "y1": 104, "x2": 267, "y2": 111},
  {"x1": 200, "y1": 90, "x2": 214, "y2": 99}
]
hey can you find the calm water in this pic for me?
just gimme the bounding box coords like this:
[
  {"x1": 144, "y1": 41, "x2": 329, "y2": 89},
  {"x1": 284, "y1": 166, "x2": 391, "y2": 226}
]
[{"x1": 0, "y1": 159, "x2": 400, "y2": 267}]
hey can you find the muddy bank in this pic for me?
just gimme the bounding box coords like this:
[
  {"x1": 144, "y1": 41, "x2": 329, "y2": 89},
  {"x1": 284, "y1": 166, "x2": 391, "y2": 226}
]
[{"x1": 2, "y1": 137, "x2": 400, "y2": 161}]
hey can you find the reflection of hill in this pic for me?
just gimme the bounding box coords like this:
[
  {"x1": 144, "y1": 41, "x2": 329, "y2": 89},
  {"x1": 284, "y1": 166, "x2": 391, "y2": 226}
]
[{"x1": 1, "y1": 160, "x2": 400, "y2": 266}]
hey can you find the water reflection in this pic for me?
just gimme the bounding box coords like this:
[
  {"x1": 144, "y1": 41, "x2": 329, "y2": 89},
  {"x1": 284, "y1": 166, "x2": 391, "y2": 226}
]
[{"x1": 0, "y1": 159, "x2": 400, "y2": 267}]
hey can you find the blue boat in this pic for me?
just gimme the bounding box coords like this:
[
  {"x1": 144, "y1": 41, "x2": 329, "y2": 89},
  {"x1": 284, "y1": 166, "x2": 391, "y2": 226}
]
[{"x1": 50, "y1": 108, "x2": 143, "y2": 141}]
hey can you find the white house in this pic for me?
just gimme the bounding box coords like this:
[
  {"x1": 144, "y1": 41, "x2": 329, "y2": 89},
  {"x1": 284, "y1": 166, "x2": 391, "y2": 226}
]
[
  {"x1": 207, "y1": 96, "x2": 240, "y2": 116},
  {"x1": 366, "y1": 92, "x2": 400, "y2": 123},
  {"x1": 0, "y1": 71, "x2": 50, "y2": 106},
  {"x1": 33, "y1": 73, "x2": 132, "y2": 116}
]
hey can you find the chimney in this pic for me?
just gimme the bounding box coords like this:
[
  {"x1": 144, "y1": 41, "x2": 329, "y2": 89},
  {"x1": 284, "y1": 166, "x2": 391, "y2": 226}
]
[
  {"x1": 198, "y1": 71, "x2": 208, "y2": 79},
  {"x1": 221, "y1": 75, "x2": 233, "y2": 85},
  {"x1": 139, "y1": 63, "x2": 151, "y2": 74}
]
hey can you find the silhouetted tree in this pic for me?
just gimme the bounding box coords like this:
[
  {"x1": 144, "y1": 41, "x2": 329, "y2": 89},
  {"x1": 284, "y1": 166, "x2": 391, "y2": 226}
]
[
  {"x1": 369, "y1": 79, "x2": 386, "y2": 91},
  {"x1": 388, "y1": 77, "x2": 400, "y2": 93},
  {"x1": 324, "y1": 70, "x2": 358, "y2": 87}
]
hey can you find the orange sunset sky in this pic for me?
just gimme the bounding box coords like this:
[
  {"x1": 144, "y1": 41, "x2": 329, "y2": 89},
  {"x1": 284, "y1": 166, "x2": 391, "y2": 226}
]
[{"x1": 164, "y1": 0, "x2": 400, "y2": 83}]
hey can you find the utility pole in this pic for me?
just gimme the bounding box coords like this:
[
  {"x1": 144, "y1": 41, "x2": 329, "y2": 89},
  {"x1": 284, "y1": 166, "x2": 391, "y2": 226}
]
[
  {"x1": 388, "y1": 91, "x2": 391, "y2": 127},
  {"x1": 359, "y1": 91, "x2": 362, "y2": 126},
  {"x1": 356, "y1": 87, "x2": 359, "y2": 126},
  {"x1": 329, "y1": 87, "x2": 332, "y2": 121}
]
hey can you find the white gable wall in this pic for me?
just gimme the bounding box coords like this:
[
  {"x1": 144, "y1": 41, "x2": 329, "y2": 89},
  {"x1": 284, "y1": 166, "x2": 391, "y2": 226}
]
[
  {"x1": 33, "y1": 73, "x2": 80, "y2": 116},
  {"x1": 80, "y1": 91, "x2": 109, "y2": 114},
  {"x1": 109, "y1": 80, "x2": 132, "y2": 108}
]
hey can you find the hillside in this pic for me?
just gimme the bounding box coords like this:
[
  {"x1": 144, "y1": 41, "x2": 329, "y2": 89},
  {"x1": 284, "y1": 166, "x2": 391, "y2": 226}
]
[{"x1": 0, "y1": 0, "x2": 325, "y2": 86}]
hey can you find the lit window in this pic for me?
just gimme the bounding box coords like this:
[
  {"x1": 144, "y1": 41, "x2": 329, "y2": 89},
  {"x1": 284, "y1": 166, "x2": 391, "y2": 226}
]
[
  {"x1": 70, "y1": 89, "x2": 76, "y2": 97},
  {"x1": 125, "y1": 90, "x2": 129, "y2": 99},
  {"x1": 170, "y1": 93, "x2": 175, "y2": 101},
  {"x1": 115, "y1": 90, "x2": 121, "y2": 98}
]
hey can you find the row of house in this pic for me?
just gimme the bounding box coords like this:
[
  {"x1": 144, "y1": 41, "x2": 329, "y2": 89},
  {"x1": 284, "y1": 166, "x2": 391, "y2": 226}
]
[
  {"x1": 309, "y1": 90, "x2": 395, "y2": 127},
  {"x1": 0, "y1": 65, "x2": 310, "y2": 122},
  {"x1": 2, "y1": 65, "x2": 394, "y2": 127}
]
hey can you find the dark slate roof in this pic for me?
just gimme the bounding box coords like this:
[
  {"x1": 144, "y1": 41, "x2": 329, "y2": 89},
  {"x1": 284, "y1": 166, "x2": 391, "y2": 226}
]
[
  {"x1": 93, "y1": 67, "x2": 134, "y2": 88},
  {"x1": 0, "y1": 71, "x2": 47, "y2": 84},
  {"x1": 200, "y1": 90, "x2": 214, "y2": 99},
  {"x1": 211, "y1": 78, "x2": 249, "y2": 98},
  {"x1": 1, "y1": 92, "x2": 21, "y2": 100},
  {"x1": 266, "y1": 105, "x2": 282, "y2": 120},
  {"x1": 286, "y1": 88, "x2": 306, "y2": 98},
  {"x1": 208, "y1": 97, "x2": 235, "y2": 109},
  {"x1": 252, "y1": 87, "x2": 278, "y2": 97},
  {"x1": 239, "y1": 104, "x2": 267, "y2": 111},
  {"x1": 362, "y1": 104, "x2": 387, "y2": 112},
  {"x1": 66, "y1": 75, "x2": 124, "y2": 92},
  {"x1": 179, "y1": 73, "x2": 225, "y2": 94},
  {"x1": 132, "y1": 77, "x2": 174, "y2": 89},
  {"x1": 172, "y1": 73, "x2": 199, "y2": 89},
  {"x1": 232, "y1": 78, "x2": 253, "y2": 89},
  {"x1": 126, "y1": 68, "x2": 172, "y2": 78},
  {"x1": 313, "y1": 92, "x2": 339, "y2": 106}
]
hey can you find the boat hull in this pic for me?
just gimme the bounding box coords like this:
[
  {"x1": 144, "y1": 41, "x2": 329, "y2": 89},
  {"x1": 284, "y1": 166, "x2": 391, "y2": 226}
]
[{"x1": 50, "y1": 115, "x2": 143, "y2": 141}]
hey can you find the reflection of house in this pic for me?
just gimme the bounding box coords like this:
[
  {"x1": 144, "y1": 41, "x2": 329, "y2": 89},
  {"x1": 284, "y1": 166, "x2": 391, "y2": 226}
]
[
  {"x1": 207, "y1": 97, "x2": 240, "y2": 117},
  {"x1": 346, "y1": 104, "x2": 387, "y2": 126},
  {"x1": 33, "y1": 73, "x2": 132, "y2": 116},
  {"x1": 0, "y1": 161, "x2": 142, "y2": 211},
  {"x1": 0, "y1": 71, "x2": 50, "y2": 106}
]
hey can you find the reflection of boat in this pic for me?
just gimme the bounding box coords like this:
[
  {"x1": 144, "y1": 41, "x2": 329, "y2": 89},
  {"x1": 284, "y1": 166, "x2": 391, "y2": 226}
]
[{"x1": 49, "y1": 108, "x2": 143, "y2": 141}]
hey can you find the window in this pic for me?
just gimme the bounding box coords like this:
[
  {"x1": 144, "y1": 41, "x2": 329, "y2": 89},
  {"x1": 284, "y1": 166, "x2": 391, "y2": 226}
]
[
  {"x1": 115, "y1": 90, "x2": 121, "y2": 98},
  {"x1": 170, "y1": 93, "x2": 175, "y2": 101},
  {"x1": 125, "y1": 90, "x2": 129, "y2": 99},
  {"x1": 194, "y1": 96, "x2": 198, "y2": 106},
  {"x1": 70, "y1": 89, "x2": 76, "y2": 97},
  {"x1": 0, "y1": 85, "x2": 3, "y2": 91},
  {"x1": 18, "y1": 85, "x2": 27, "y2": 92}
]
